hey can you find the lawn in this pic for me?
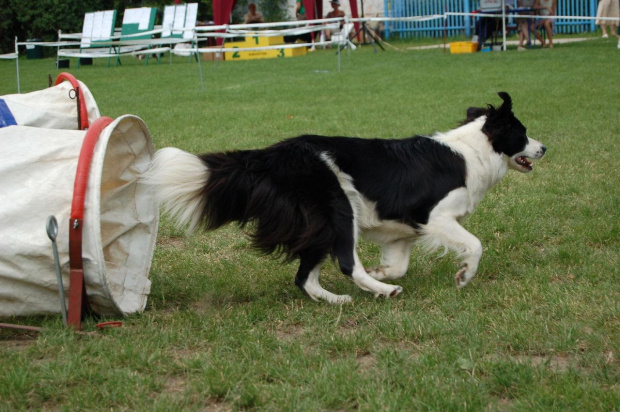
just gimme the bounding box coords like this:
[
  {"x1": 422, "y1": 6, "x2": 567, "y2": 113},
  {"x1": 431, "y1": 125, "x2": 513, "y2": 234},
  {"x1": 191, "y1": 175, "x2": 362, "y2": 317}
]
[{"x1": 1, "y1": 37, "x2": 619, "y2": 411}]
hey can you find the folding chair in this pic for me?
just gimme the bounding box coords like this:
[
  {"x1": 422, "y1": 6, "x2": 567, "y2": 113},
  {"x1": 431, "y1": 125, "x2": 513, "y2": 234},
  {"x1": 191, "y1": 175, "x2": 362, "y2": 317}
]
[
  {"x1": 332, "y1": 22, "x2": 356, "y2": 50},
  {"x1": 116, "y1": 7, "x2": 158, "y2": 65},
  {"x1": 57, "y1": 10, "x2": 117, "y2": 68},
  {"x1": 161, "y1": 3, "x2": 199, "y2": 63}
]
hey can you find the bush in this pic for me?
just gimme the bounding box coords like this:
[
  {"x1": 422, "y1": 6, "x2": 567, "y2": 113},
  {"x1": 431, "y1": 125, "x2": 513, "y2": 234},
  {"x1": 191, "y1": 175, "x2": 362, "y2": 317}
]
[{"x1": 0, "y1": 0, "x2": 114, "y2": 54}]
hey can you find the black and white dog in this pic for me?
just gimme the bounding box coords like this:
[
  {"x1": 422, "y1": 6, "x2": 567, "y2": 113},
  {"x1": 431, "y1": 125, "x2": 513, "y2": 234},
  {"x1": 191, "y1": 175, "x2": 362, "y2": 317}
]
[{"x1": 144, "y1": 92, "x2": 546, "y2": 303}]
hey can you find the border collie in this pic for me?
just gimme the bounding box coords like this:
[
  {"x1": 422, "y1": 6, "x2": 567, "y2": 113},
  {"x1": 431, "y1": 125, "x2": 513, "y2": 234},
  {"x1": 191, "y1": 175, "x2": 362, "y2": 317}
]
[{"x1": 144, "y1": 92, "x2": 546, "y2": 303}]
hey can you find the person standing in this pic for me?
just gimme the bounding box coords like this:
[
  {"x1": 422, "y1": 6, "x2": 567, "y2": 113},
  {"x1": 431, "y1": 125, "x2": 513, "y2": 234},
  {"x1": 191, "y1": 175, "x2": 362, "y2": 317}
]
[
  {"x1": 296, "y1": 0, "x2": 306, "y2": 20},
  {"x1": 596, "y1": 0, "x2": 619, "y2": 38}
]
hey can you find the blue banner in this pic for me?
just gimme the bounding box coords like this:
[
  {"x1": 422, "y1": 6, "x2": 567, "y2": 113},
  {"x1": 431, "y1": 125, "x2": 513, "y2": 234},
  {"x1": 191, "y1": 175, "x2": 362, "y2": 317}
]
[{"x1": 0, "y1": 99, "x2": 17, "y2": 128}]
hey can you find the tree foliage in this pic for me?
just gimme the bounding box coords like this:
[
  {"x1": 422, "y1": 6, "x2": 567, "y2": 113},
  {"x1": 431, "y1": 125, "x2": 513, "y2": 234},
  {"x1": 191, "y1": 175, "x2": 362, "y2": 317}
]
[{"x1": 231, "y1": 0, "x2": 289, "y2": 24}]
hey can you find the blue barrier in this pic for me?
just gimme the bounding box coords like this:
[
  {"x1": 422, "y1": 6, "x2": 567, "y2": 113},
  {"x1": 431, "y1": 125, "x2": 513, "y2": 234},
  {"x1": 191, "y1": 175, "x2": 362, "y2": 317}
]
[{"x1": 383, "y1": 0, "x2": 598, "y2": 39}]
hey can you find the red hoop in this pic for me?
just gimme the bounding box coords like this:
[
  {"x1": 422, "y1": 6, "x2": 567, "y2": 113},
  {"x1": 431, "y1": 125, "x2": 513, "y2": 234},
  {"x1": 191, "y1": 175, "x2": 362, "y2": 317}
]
[
  {"x1": 55, "y1": 72, "x2": 90, "y2": 131},
  {"x1": 67, "y1": 116, "x2": 114, "y2": 329}
]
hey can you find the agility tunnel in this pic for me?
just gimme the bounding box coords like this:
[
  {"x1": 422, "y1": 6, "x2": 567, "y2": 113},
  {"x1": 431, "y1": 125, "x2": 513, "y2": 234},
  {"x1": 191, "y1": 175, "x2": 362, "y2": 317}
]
[
  {"x1": 0, "y1": 75, "x2": 158, "y2": 318},
  {"x1": 0, "y1": 73, "x2": 100, "y2": 130}
]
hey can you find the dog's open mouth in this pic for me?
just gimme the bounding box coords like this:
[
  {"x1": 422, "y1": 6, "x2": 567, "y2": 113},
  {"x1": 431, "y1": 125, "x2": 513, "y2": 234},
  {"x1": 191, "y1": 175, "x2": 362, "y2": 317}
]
[{"x1": 515, "y1": 156, "x2": 533, "y2": 171}]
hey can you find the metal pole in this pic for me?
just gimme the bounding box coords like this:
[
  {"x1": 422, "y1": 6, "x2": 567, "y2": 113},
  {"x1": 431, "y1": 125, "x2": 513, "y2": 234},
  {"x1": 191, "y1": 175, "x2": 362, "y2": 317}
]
[
  {"x1": 502, "y1": 0, "x2": 507, "y2": 51},
  {"x1": 46, "y1": 216, "x2": 68, "y2": 325},
  {"x1": 195, "y1": 36, "x2": 204, "y2": 91},
  {"x1": 14, "y1": 37, "x2": 20, "y2": 93},
  {"x1": 57, "y1": 30, "x2": 61, "y2": 69},
  {"x1": 337, "y1": 43, "x2": 341, "y2": 71}
]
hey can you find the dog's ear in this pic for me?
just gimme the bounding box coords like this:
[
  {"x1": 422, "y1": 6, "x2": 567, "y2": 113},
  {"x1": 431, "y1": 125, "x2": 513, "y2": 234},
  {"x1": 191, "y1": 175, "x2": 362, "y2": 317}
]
[
  {"x1": 464, "y1": 107, "x2": 488, "y2": 124},
  {"x1": 467, "y1": 107, "x2": 487, "y2": 120},
  {"x1": 497, "y1": 92, "x2": 513, "y2": 115},
  {"x1": 482, "y1": 92, "x2": 515, "y2": 141}
]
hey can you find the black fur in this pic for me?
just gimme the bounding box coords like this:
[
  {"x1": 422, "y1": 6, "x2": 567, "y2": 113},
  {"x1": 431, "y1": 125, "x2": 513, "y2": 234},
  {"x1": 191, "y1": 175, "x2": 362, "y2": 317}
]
[
  {"x1": 196, "y1": 134, "x2": 467, "y2": 291},
  {"x1": 148, "y1": 92, "x2": 545, "y2": 300},
  {"x1": 466, "y1": 92, "x2": 530, "y2": 157}
]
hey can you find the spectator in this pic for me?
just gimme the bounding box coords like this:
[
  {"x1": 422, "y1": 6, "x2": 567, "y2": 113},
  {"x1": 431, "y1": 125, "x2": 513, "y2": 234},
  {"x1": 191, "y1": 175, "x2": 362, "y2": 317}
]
[
  {"x1": 324, "y1": 0, "x2": 346, "y2": 41},
  {"x1": 244, "y1": 3, "x2": 264, "y2": 24},
  {"x1": 517, "y1": 0, "x2": 536, "y2": 51},
  {"x1": 595, "y1": 0, "x2": 619, "y2": 38},
  {"x1": 533, "y1": 0, "x2": 556, "y2": 48},
  {"x1": 284, "y1": 0, "x2": 312, "y2": 46},
  {"x1": 296, "y1": 0, "x2": 306, "y2": 20}
]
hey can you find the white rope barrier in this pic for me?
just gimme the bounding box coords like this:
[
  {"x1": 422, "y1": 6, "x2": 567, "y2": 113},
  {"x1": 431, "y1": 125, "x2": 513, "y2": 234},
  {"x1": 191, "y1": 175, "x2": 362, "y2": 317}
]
[
  {"x1": 352, "y1": 14, "x2": 445, "y2": 23},
  {"x1": 444, "y1": 11, "x2": 614, "y2": 21},
  {"x1": 195, "y1": 42, "x2": 319, "y2": 54},
  {"x1": 15, "y1": 13, "x2": 609, "y2": 55},
  {"x1": 7, "y1": 11, "x2": 612, "y2": 92}
]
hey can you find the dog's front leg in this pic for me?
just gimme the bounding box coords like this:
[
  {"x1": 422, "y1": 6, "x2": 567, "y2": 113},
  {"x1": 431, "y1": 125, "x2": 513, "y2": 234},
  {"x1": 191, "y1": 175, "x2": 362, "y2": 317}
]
[
  {"x1": 366, "y1": 239, "x2": 415, "y2": 281},
  {"x1": 421, "y1": 218, "x2": 483, "y2": 288}
]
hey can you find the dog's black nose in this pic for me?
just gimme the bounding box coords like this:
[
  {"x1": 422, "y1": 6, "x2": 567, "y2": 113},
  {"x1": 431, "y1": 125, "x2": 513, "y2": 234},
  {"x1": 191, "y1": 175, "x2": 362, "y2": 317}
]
[{"x1": 541, "y1": 146, "x2": 547, "y2": 155}]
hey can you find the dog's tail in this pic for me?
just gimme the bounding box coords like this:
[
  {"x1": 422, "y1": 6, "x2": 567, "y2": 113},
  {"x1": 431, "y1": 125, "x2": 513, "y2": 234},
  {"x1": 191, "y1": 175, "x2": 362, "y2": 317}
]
[
  {"x1": 143, "y1": 144, "x2": 352, "y2": 264},
  {"x1": 142, "y1": 147, "x2": 209, "y2": 233}
]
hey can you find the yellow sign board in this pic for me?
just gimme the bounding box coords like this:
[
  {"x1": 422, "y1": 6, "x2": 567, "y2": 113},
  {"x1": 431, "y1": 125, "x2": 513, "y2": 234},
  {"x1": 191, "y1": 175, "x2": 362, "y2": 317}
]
[{"x1": 223, "y1": 36, "x2": 307, "y2": 61}]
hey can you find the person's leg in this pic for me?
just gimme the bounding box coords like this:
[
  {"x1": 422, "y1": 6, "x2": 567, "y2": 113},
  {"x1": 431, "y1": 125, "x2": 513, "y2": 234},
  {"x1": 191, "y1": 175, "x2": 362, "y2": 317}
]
[
  {"x1": 524, "y1": 21, "x2": 531, "y2": 44},
  {"x1": 600, "y1": 24, "x2": 609, "y2": 37},
  {"x1": 518, "y1": 22, "x2": 526, "y2": 48},
  {"x1": 544, "y1": 20, "x2": 554, "y2": 47},
  {"x1": 533, "y1": 26, "x2": 545, "y2": 47}
]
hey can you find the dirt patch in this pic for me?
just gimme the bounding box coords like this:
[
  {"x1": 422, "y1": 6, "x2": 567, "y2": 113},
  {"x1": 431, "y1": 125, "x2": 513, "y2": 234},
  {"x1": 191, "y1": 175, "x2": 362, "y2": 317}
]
[
  {"x1": 336, "y1": 318, "x2": 361, "y2": 336},
  {"x1": 171, "y1": 347, "x2": 205, "y2": 363},
  {"x1": 163, "y1": 376, "x2": 186, "y2": 395},
  {"x1": 274, "y1": 323, "x2": 306, "y2": 342},
  {"x1": 158, "y1": 235, "x2": 185, "y2": 250},
  {"x1": 514, "y1": 355, "x2": 573, "y2": 372},
  {"x1": 484, "y1": 354, "x2": 575, "y2": 372},
  {"x1": 201, "y1": 400, "x2": 233, "y2": 412},
  {"x1": 0, "y1": 338, "x2": 34, "y2": 351},
  {"x1": 604, "y1": 351, "x2": 615, "y2": 365},
  {"x1": 490, "y1": 397, "x2": 514, "y2": 411},
  {"x1": 193, "y1": 295, "x2": 217, "y2": 314},
  {"x1": 356, "y1": 352, "x2": 378, "y2": 372}
]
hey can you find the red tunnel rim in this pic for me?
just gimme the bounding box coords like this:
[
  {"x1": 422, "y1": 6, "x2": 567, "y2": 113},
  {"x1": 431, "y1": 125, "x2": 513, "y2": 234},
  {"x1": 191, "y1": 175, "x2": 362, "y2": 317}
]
[{"x1": 70, "y1": 116, "x2": 114, "y2": 220}]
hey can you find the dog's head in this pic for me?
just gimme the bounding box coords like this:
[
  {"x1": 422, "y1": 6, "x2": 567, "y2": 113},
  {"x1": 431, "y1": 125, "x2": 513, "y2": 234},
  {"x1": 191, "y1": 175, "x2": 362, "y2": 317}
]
[{"x1": 467, "y1": 92, "x2": 546, "y2": 173}]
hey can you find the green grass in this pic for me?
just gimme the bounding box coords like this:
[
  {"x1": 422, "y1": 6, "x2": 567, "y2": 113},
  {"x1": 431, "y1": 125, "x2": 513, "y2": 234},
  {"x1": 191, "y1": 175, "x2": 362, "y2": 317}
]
[{"x1": 1, "y1": 37, "x2": 619, "y2": 411}]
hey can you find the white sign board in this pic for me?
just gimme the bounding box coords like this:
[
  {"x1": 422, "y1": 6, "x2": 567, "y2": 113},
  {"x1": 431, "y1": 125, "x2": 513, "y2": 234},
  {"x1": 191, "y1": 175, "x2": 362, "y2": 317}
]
[
  {"x1": 162, "y1": 3, "x2": 198, "y2": 39},
  {"x1": 81, "y1": 10, "x2": 116, "y2": 47}
]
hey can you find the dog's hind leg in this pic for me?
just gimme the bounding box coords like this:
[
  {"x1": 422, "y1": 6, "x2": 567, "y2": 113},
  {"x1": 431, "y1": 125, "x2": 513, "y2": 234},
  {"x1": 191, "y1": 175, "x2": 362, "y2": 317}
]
[
  {"x1": 366, "y1": 239, "x2": 415, "y2": 281},
  {"x1": 295, "y1": 251, "x2": 352, "y2": 304},
  {"x1": 421, "y1": 217, "x2": 482, "y2": 288}
]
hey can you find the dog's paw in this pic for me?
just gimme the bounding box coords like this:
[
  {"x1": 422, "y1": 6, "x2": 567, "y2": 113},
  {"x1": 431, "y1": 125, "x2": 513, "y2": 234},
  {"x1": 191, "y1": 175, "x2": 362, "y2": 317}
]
[
  {"x1": 365, "y1": 267, "x2": 387, "y2": 280},
  {"x1": 374, "y1": 285, "x2": 403, "y2": 299},
  {"x1": 308, "y1": 292, "x2": 353, "y2": 304},
  {"x1": 330, "y1": 294, "x2": 353, "y2": 304},
  {"x1": 455, "y1": 267, "x2": 468, "y2": 289}
]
